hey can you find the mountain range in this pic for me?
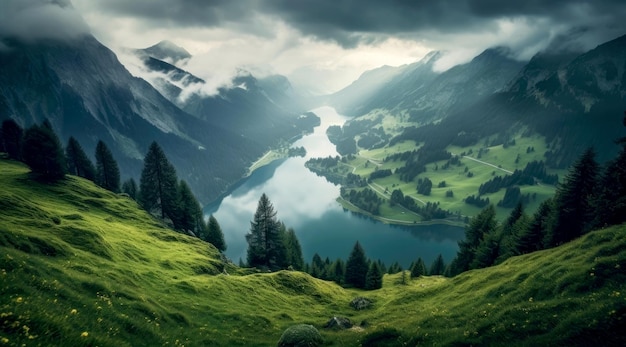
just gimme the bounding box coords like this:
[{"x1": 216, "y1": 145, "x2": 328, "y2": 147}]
[
  {"x1": 329, "y1": 34, "x2": 626, "y2": 167},
  {"x1": 0, "y1": 36, "x2": 316, "y2": 203}
]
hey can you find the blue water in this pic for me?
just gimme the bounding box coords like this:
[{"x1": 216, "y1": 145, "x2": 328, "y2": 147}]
[{"x1": 205, "y1": 107, "x2": 464, "y2": 268}]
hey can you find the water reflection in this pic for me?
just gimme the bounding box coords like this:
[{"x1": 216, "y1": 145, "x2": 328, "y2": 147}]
[{"x1": 205, "y1": 106, "x2": 464, "y2": 268}]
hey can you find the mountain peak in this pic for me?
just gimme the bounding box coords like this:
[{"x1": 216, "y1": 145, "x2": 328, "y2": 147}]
[{"x1": 141, "y1": 40, "x2": 192, "y2": 65}]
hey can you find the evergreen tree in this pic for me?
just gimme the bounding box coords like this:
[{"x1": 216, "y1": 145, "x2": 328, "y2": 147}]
[
  {"x1": 95, "y1": 140, "x2": 120, "y2": 192},
  {"x1": 245, "y1": 193, "x2": 285, "y2": 270},
  {"x1": 139, "y1": 142, "x2": 179, "y2": 222},
  {"x1": 365, "y1": 261, "x2": 383, "y2": 290},
  {"x1": 450, "y1": 205, "x2": 497, "y2": 276},
  {"x1": 471, "y1": 231, "x2": 502, "y2": 269},
  {"x1": 594, "y1": 113, "x2": 626, "y2": 228},
  {"x1": 1, "y1": 119, "x2": 23, "y2": 160},
  {"x1": 206, "y1": 215, "x2": 227, "y2": 252},
  {"x1": 429, "y1": 254, "x2": 446, "y2": 275},
  {"x1": 176, "y1": 180, "x2": 204, "y2": 234},
  {"x1": 410, "y1": 257, "x2": 427, "y2": 278},
  {"x1": 309, "y1": 253, "x2": 325, "y2": 278},
  {"x1": 518, "y1": 198, "x2": 554, "y2": 254},
  {"x1": 121, "y1": 178, "x2": 138, "y2": 200},
  {"x1": 65, "y1": 136, "x2": 95, "y2": 181},
  {"x1": 344, "y1": 241, "x2": 369, "y2": 288},
  {"x1": 329, "y1": 259, "x2": 345, "y2": 284},
  {"x1": 21, "y1": 123, "x2": 66, "y2": 182},
  {"x1": 547, "y1": 148, "x2": 599, "y2": 246},
  {"x1": 283, "y1": 227, "x2": 304, "y2": 270},
  {"x1": 495, "y1": 202, "x2": 528, "y2": 263}
]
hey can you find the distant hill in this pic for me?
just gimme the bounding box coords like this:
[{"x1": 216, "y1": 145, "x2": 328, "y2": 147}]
[{"x1": 1, "y1": 158, "x2": 625, "y2": 346}]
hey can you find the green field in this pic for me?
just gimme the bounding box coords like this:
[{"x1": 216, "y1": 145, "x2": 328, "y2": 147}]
[
  {"x1": 1, "y1": 158, "x2": 625, "y2": 346},
  {"x1": 328, "y1": 114, "x2": 563, "y2": 222}
]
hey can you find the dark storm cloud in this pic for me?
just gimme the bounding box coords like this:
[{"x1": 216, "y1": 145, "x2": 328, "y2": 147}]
[
  {"x1": 262, "y1": 0, "x2": 626, "y2": 47},
  {"x1": 0, "y1": 0, "x2": 90, "y2": 44},
  {"x1": 81, "y1": 0, "x2": 626, "y2": 49}
]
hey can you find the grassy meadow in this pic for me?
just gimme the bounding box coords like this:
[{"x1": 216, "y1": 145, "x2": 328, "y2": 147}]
[{"x1": 1, "y1": 159, "x2": 625, "y2": 346}]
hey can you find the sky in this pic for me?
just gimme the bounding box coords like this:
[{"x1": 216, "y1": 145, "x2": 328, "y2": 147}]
[{"x1": 2, "y1": 0, "x2": 626, "y2": 95}]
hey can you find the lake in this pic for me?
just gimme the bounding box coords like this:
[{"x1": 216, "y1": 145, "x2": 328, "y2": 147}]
[{"x1": 205, "y1": 106, "x2": 464, "y2": 269}]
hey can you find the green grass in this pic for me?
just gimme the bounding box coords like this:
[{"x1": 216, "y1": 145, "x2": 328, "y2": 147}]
[
  {"x1": 1, "y1": 159, "x2": 625, "y2": 346},
  {"x1": 340, "y1": 127, "x2": 560, "y2": 222}
]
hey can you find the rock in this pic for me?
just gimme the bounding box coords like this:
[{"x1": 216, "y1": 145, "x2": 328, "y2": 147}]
[
  {"x1": 350, "y1": 296, "x2": 373, "y2": 310},
  {"x1": 323, "y1": 316, "x2": 353, "y2": 330},
  {"x1": 277, "y1": 324, "x2": 323, "y2": 347}
]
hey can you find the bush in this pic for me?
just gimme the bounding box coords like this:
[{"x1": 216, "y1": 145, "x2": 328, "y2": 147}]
[{"x1": 277, "y1": 324, "x2": 323, "y2": 347}]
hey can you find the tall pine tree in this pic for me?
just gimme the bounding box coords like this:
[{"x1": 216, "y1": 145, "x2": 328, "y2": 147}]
[
  {"x1": 410, "y1": 257, "x2": 427, "y2": 278},
  {"x1": 594, "y1": 112, "x2": 626, "y2": 228},
  {"x1": 429, "y1": 254, "x2": 446, "y2": 275},
  {"x1": 365, "y1": 261, "x2": 383, "y2": 290},
  {"x1": 139, "y1": 142, "x2": 179, "y2": 222},
  {"x1": 517, "y1": 198, "x2": 554, "y2": 254},
  {"x1": 21, "y1": 123, "x2": 66, "y2": 182},
  {"x1": 283, "y1": 227, "x2": 304, "y2": 270},
  {"x1": 344, "y1": 241, "x2": 369, "y2": 289},
  {"x1": 65, "y1": 136, "x2": 95, "y2": 181},
  {"x1": 245, "y1": 193, "x2": 285, "y2": 270},
  {"x1": 449, "y1": 204, "x2": 497, "y2": 276},
  {"x1": 206, "y1": 215, "x2": 227, "y2": 252},
  {"x1": 547, "y1": 148, "x2": 598, "y2": 246},
  {"x1": 95, "y1": 140, "x2": 120, "y2": 192},
  {"x1": 175, "y1": 180, "x2": 204, "y2": 234}
]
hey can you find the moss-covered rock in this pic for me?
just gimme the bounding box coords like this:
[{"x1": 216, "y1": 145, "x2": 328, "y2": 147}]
[{"x1": 277, "y1": 324, "x2": 323, "y2": 347}]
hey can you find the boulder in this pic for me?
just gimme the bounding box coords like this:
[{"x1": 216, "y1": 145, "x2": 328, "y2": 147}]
[
  {"x1": 277, "y1": 324, "x2": 323, "y2": 347},
  {"x1": 350, "y1": 296, "x2": 373, "y2": 310},
  {"x1": 323, "y1": 316, "x2": 353, "y2": 330}
]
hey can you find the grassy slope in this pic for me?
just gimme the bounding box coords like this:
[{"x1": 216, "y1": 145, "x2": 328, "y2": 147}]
[
  {"x1": 1, "y1": 159, "x2": 625, "y2": 346},
  {"x1": 336, "y1": 111, "x2": 560, "y2": 222}
]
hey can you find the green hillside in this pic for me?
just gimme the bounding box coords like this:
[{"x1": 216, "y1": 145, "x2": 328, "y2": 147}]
[{"x1": 1, "y1": 158, "x2": 625, "y2": 346}]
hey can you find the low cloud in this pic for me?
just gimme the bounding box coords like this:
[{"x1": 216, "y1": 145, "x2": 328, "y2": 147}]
[{"x1": 0, "y1": 0, "x2": 90, "y2": 44}]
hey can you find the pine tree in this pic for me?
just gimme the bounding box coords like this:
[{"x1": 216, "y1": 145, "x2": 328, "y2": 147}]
[
  {"x1": 283, "y1": 227, "x2": 304, "y2": 270},
  {"x1": 517, "y1": 198, "x2": 554, "y2": 254},
  {"x1": 345, "y1": 241, "x2": 369, "y2": 289},
  {"x1": 139, "y1": 142, "x2": 179, "y2": 222},
  {"x1": 175, "y1": 180, "x2": 204, "y2": 235},
  {"x1": 495, "y1": 202, "x2": 528, "y2": 263},
  {"x1": 122, "y1": 178, "x2": 138, "y2": 200},
  {"x1": 429, "y1": 254, "x2": 446, "y2": 275},
  {"x1": 365, "y1": 261, "x2": 383, "y2": 290},
  {"x1": 65, "y1": 137, "x2": 95, "y2": 181},
  {"x1": 309, "y1": 253, "x2": 324, "y2": 278},
  {"x1": 95, "y1": 140, "x2": 120, "y2": 192},
  {"x1": 329, "y1": 259, "x2": 345, "y2": 284},
  {"x1": 21, "y1": 123, "x2": 66, "y2": 182},
  {"x1": 410, "y1": 257, "x2": 427, "y2": 278},
  {"x1": 245, "y1": 193, "x2": 285, "y2": 270},
  {"x1": 547, "y1": 148, "x2": 599, "y2": 246},
  {"x1": 1, "y1": 119, "x2": 23, "y2": 160},
  {"x1": 594, "y1": 113, "x2": 626, "y2": 228},
  {"x1": 206, "y1": 215, "x2": 227, "y2": 252},
  {"x1": 450, "y1": 205, "x2": 497, "y2": 276}
]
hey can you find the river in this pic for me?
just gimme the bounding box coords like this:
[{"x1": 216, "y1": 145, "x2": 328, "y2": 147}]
[{"x1": 205, "y1": 106, "x2": 464, "y2": 269}]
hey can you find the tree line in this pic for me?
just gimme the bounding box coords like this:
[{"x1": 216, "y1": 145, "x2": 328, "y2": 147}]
[
  {"x1": 449, "y1": 112, "x2": 626, "y2": 276},
  {"x1": 1, "y1": 119, "x2": 226, "y2": 252}
]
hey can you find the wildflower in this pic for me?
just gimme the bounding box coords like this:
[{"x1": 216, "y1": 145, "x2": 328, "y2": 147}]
[
  {"x1": 81, "y1": 332, "x2": 89, "y2": 337},
  {"x1": 15, "y1": 297, "x2": 23, "y2": 303},
  {"x1": 70, "y1": 309, "x2": 77, "y2": 315}
]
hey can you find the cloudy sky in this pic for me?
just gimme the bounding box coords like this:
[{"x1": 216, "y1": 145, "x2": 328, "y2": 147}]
[{"x1": 3, "y1": 0, "x2": 626, "y2": 94}]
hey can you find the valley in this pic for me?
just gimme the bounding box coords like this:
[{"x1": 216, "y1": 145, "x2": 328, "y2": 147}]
[{"x1": 1, "y1": 2, "x2": 626, "y2": 344}]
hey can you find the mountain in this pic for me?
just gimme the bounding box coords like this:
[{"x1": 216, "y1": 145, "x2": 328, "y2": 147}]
[
  {"x1": 0, "y1": 34, "x2": 266, "y2": 203},
  {"x1": 139, "y1": 40, "x2": 191, "y2": 65},
  {"x1": 331, "y1": 49, "x2": 525, "y2": 122},
  {"x1": 1, "y1": 158, "x2": 625, "y2": 346},
  {"x1": 131, "y1": 44, "x2": 316, "y2": 152}
]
